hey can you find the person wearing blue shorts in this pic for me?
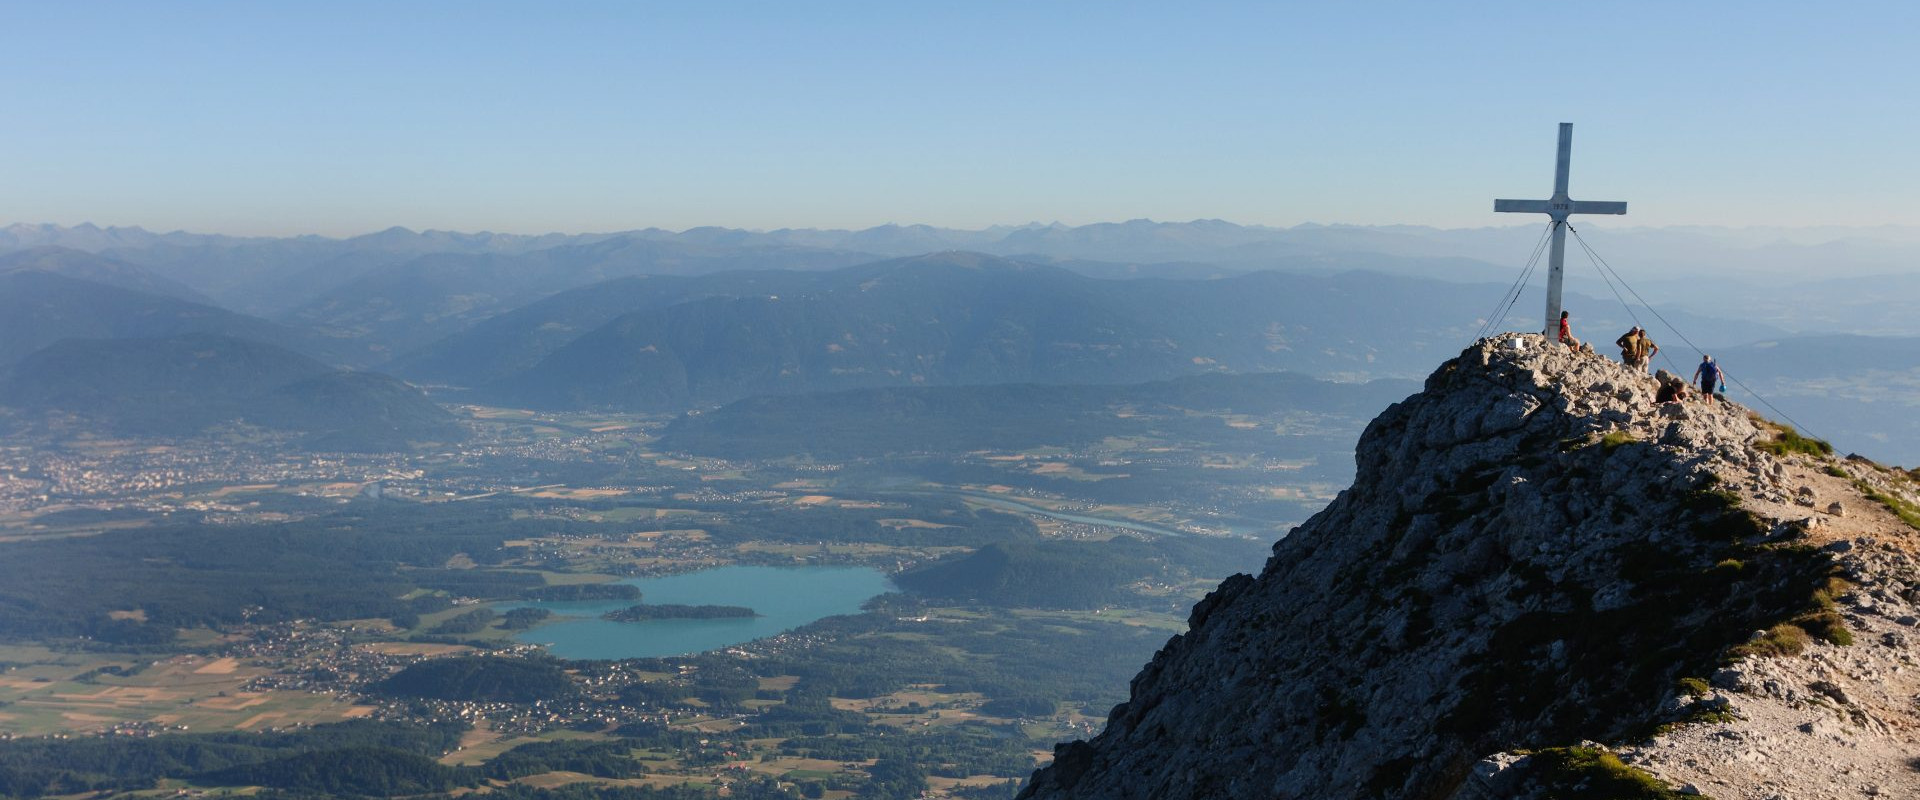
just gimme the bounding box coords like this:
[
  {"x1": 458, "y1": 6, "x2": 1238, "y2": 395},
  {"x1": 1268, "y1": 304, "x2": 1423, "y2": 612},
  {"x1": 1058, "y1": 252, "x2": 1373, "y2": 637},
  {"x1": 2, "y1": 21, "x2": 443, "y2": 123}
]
[{"x1": 1693, "y1": 356, "x2": 1723, "y2": 405}]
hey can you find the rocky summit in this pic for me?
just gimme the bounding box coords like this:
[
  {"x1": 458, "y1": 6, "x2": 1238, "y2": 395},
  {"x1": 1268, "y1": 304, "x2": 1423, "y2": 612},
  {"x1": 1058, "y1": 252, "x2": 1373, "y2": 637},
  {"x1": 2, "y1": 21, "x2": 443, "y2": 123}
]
[{"x1": 1021, "y1": 334, "x2": 1920, "y2": 800}]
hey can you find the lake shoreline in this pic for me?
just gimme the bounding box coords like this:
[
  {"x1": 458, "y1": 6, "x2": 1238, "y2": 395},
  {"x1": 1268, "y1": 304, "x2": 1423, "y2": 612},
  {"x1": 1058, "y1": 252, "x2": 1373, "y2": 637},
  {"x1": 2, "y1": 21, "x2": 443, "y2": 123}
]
[{"x1": 494, "y1": 564, "x2": 894, "y2": 660}]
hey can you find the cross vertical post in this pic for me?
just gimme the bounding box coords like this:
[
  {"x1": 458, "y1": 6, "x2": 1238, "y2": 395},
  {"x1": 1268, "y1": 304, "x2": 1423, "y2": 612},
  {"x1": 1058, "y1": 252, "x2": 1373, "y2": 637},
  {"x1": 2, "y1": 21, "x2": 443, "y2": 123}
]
[{"x1": 1494, "y1": 123, "x2": 1628, "y2": 341}]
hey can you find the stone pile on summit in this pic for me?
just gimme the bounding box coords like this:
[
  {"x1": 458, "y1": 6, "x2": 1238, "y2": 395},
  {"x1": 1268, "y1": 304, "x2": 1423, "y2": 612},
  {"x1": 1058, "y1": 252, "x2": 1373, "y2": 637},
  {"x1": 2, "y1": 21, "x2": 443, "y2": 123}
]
[{"x1": 1021, "y1": 334, "x2": 1920, "y2": 800}]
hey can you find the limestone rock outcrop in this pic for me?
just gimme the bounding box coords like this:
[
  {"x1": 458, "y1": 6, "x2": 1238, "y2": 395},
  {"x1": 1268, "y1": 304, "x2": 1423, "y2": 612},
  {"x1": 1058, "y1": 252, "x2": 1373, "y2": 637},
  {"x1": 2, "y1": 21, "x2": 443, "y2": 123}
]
[{"x1": 1021, "y1": 334, "x2": 1920, "y2": 800}]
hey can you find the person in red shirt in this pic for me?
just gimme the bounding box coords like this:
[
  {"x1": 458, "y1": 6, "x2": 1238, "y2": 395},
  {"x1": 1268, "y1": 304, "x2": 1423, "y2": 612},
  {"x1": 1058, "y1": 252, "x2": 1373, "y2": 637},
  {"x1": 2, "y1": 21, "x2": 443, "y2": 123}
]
[{"x1": 1558, "y1": 311, "x2": 1581, "y2": 348}]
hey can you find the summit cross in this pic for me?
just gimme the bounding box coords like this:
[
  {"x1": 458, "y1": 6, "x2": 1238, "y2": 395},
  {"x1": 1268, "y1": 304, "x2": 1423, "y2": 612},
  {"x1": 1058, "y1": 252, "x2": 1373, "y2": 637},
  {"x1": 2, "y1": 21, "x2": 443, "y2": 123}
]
[{"x1": 1494, "y1": 122, "x2": 1628, "y2": 340}]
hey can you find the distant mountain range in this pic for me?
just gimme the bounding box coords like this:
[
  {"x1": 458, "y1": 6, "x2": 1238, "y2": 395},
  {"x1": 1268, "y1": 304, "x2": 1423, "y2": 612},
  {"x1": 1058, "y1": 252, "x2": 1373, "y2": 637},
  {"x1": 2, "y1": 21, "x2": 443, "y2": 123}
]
[
  {"x1": 412, "y1": 252, "x2": 1776, "y2": 411},
  {"x1": 454, "y1": 253, "x2": 1493, "y2": 410},
  {"x1": 394, "y1": 270, "x2": 833, "y2": 385},
  {"x1": 3, "y1": 245, "x2": 1783, "y2": 418},
  {"x1": 3, "y1": 219, "x2": 1915, "y2": 461},
  {"x1": 11, "y1": 218, "x2": 1920, "y2": 287},
  {"x1": 0, "y1": 333, "x2": 461, "y2": 451},
  {"x1": 283, "y1": 238, "x2": 879, "y2": 361},
  {"x1": 14, "y1": 218, "x2": 1920, "y2": 339}
]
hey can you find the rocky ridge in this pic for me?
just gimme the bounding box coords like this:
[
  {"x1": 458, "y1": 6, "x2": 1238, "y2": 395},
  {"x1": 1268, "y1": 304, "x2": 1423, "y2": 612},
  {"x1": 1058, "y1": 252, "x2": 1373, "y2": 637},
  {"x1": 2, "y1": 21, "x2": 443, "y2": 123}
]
[{"x1": 1020, "y1": 334, "x2": 1920, "y2": 800}]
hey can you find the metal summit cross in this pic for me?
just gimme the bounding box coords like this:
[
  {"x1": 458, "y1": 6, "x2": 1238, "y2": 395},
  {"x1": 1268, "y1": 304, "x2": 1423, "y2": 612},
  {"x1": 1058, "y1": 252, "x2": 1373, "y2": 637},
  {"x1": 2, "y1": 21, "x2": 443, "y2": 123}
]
[{"x1": 1495, "y1": 122, "x2": 1627, "y2": 340}]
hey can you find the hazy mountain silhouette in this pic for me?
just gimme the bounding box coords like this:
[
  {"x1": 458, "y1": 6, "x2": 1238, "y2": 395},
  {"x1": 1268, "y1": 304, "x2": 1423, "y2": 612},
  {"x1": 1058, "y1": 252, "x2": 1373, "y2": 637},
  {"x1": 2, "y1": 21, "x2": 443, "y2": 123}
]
[
  {"x1": 0, "y1": 246, "x2": 211, "y2": 303},
  {"x1": 0, "y1": 271, "x2": 347, "y2": 367},
  {"x1": 395, "y1": 270, "x2": 833, "y2": 385},
  {"x1": 0, "y1": 333, "x2": 460, "y2": 450},
  {"x1": 477, "y1": 253, "x2": 1501, "y2": 410},
  {"x1": 17, "y1": 220, "x2": 1920, "y2": 336},
  {"x1": 3, "y1": 219, "x2": 1911, "y2": 460},
  {"x1": 283, "y1": 238, "x2": 880, "y2": 361}
]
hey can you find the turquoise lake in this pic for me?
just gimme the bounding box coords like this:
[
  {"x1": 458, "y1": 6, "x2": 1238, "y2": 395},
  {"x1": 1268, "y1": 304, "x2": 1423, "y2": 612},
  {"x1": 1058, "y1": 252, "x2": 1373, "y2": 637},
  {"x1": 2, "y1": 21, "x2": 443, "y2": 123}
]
[{"x1": 497, "y1": 565, "x2": 894, "y2": 660}]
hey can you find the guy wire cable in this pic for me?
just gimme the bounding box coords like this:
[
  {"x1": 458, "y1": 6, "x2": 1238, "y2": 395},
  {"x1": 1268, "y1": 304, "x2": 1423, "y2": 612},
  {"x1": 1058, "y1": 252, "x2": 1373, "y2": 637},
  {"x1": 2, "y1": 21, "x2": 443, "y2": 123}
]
[
  {"x1": 1475, "y1": 220, "x2": 1555, "y2": 342},
  {"x1": 1567, "y1": 225, "x2": 1829, "y2": 443}
]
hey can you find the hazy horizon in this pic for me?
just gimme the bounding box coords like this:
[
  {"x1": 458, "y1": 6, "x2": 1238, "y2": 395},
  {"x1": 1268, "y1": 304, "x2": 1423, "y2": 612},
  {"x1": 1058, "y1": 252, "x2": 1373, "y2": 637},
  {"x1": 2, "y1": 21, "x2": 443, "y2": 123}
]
[
  {"x1": 7, "y1": 2, "x2": 1917, "y2": 236},
  {"x1": 10, "y1": 217, "x2": 1920, "y2": 243}
]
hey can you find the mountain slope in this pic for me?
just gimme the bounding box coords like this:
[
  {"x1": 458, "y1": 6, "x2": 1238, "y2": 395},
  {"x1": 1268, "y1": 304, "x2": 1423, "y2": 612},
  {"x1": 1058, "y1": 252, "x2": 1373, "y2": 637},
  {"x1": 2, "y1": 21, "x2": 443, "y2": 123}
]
[
  {"x1": 283, "y1": 238, "x2": 879, "y2": 361},
  {"x1": 463, "y1": 252, "x2": 1782, "y2": 413},
  {"x1": 393, "y1": 270, "x2": 831, "y2": 385},
  {"x1": 481, "y1": 254, "x2": 1516, "y2": 410},
  {"x1": 0, "y1": 334, "x2": 460, "y2": 450},
  {"x1": 1021, "y1": 335, "x2": 1920, "y2": 799},
  {"x1": 0, "y1": 246, "x2": 210, "y2": 302},
  {"x1": 0, "y1": 271, "x2": 347, "y2": 367},
  {"x1": 488, "y1": 253, "x2": 1149, "y2": 409}
]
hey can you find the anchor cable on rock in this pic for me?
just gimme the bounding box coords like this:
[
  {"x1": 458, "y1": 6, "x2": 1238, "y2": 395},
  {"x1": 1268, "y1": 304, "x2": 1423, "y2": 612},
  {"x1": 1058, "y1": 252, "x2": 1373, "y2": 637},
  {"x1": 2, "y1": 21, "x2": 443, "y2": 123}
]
[
  {"x1": 1482, "y1": 124, "x2": 1828, "y2": 447},
  {"x1": 1565, "y1": 224, "x2": 1827, "y2": 444},
  {"x1": 1474, "y1": 220, "x2": 1556, "y2": 343},
  {"x1": 1568, "y1": 225, "x2": 1656, "y2": 358}
]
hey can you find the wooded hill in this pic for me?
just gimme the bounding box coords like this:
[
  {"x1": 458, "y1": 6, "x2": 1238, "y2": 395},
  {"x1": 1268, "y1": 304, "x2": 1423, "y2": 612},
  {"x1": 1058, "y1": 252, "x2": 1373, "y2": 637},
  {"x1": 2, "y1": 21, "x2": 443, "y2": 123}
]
[
  {"x1": 0, "y1": 270, "x2": 345, "y2": 367},
  {"x1": 453, "y1": 254, "x2": 1485, "y2": 410},
  {"x1": 0, "y1": 333, "x2": 461, "y2": 450}
]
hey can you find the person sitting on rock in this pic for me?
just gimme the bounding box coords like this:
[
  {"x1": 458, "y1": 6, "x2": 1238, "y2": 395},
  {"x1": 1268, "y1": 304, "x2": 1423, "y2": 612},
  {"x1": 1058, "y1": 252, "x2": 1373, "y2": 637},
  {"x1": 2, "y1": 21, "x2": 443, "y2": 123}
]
[
  {"x1": 1655, "y1": 376, "x2": 1686, "y2": 404},
  {"x1": 1653, "y1": 369, "x2": 1689, "y2": 404},
  {"x1": 1558, "y1": 310, "x2": 1581, "y2": 349}
]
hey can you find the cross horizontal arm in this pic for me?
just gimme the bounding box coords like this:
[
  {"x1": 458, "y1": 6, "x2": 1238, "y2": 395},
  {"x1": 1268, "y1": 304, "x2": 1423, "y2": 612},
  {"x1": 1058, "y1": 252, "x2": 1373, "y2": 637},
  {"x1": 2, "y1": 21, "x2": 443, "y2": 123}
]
[
  {"x1": 1569, "y1": 200, "x2": 1627, "y2": 215},
  {"x1": 1494, "y1": 198, "x2": 1628, "y2": 216},
  {"x1": 1494, "y1": 199, "x2": 1549, "y2": 213}
]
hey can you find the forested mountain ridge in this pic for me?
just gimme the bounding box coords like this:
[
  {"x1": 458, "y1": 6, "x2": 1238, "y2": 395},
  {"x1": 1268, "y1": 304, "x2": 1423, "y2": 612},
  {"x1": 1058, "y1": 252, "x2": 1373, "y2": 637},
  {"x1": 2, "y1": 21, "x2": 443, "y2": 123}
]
[
  {"x1": 0, "y1": 246, "x2": 210, "y2": 303},
  {"x1": 282, "y1": 237, "x2": 881, "y2": 360},
  {"x1": 476, "y1": 253, "x2": 1497, "y2": 410},
  {"x1": 0, "y1": 333, "x2": 461, "y2": 450},
  {"x1": 394, "y1": 269, "x2": 833, "y2": 385},
  {"x1": 4, "y1": 221, "x2": 1911, "y2": 460},
  {"x1": 0, "y1": 271, "x2": 347, "y2": 367}
]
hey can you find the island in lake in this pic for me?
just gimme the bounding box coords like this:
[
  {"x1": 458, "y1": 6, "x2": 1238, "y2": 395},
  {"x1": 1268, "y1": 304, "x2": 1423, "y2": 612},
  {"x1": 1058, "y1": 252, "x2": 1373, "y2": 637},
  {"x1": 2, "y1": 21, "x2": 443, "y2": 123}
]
[
  {"x1": 522, "y1": 584, "x2": 641, "y2": 601},
  {"x1": 603, "y1": 604, "x2": 759, "y2": 622}
]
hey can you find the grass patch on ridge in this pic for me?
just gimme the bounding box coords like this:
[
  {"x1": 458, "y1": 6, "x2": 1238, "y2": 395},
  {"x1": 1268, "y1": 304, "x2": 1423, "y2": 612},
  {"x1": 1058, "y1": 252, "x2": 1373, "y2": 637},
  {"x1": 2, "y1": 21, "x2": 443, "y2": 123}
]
[
  {"x1": 1853, "y1": 479, "x2": 1920, "y2": 531},
  {"x1": 1525, "y1": 746, "x2": 1693, "y2": 799},
  {"x1": 1753, "y1": 424, "x2": 1833, "y2": 458}
]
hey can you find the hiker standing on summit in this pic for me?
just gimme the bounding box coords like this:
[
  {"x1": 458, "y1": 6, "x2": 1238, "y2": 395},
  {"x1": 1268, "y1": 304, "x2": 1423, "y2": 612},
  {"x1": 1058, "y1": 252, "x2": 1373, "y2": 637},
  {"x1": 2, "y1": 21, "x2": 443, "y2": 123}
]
[
  {"x1": 1616, "y1": 327, "x2": 1638, "y2": 363},
  {"x1": 1693, "y1": 355, "x2": 1724, "y2": 404},
  {"x1": 1616, "y1": 327, "x2": 1658, "y2": 373}
]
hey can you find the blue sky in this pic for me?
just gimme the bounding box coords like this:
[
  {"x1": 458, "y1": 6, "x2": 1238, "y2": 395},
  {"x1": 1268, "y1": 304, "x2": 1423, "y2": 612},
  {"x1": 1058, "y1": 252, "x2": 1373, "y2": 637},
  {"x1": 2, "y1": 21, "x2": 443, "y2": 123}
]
[{"x1": 2, "y1": 1, "x2": 1914, "y2": 236}]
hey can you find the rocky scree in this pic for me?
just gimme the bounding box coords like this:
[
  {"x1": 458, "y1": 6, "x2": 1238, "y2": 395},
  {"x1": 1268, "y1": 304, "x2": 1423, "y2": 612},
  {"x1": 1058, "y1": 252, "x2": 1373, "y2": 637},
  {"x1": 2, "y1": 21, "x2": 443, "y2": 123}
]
[{"x1": 1021, "y1": 334, "x2": 1914, "y2": 800}]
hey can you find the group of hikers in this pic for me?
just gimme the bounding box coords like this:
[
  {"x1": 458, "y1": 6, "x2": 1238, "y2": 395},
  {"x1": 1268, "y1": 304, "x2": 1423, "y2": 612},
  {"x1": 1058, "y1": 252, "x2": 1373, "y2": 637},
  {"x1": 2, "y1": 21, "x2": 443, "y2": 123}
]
[{"x1": 1556, "y1": 311, "x2": 1725, "y2": 404}]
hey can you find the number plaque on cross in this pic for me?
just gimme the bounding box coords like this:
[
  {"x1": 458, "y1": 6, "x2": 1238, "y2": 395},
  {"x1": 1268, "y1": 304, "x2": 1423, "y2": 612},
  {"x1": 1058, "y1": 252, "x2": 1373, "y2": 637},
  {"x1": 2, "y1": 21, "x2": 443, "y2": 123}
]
[{"x1": 1494, "y1": 123, "x2": 1628, "y2": 340}]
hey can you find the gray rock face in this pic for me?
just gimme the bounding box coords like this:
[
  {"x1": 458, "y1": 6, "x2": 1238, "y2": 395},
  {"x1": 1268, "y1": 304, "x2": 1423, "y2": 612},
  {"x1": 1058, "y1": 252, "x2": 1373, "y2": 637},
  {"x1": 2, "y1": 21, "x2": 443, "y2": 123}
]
[{"x1": 1019, "y1": 334, "x2": 1852, "y2": 800}]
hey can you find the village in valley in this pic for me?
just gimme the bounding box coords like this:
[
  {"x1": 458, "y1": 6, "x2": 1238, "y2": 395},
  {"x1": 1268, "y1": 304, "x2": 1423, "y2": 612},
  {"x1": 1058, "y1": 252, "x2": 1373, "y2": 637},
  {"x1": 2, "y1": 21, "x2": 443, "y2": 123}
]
[{"x1": 0, "y1": 391, "x2": 1352, "y2": 798}]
